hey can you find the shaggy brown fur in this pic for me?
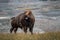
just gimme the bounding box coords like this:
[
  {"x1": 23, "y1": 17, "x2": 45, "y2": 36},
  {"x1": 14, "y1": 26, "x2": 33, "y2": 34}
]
[{"x1": 10, "y1": 10, "x2": 35, "y2": 34}]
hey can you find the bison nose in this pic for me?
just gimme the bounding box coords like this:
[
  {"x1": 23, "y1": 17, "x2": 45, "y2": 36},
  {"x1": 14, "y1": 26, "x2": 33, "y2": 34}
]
[
  {"x1": 25, "y1": 17, "x2": 28, "y2": 20},
  {"x1": 19, "y1": 23, "x2": 22, "y2": 26}
]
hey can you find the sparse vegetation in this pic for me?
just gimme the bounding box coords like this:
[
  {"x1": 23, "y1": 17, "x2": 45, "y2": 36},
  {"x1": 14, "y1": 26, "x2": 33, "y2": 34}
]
[{"x1": 0, "y1": 32, "x2": 60, "y2": 40}]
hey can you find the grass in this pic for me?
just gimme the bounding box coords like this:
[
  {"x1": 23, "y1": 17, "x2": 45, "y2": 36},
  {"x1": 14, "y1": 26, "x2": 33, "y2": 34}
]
[{"x1": 0, "y1": 32, "x2": 60, "y2": 40}]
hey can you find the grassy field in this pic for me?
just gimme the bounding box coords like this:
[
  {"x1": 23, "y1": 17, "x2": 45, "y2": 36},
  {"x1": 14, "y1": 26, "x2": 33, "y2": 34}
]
[{"x1": 0, "y1": 32, "x2": 60, "y2": 40}]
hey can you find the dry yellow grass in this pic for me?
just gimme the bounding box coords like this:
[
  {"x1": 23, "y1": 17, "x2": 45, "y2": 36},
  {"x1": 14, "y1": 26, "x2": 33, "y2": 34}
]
[{"x1": 0, "y1": 32, "x2": 60, "y2": 40}]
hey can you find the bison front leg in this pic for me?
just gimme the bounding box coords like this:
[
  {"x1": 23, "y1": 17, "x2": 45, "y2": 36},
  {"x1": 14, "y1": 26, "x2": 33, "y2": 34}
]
[
  {"x1": 10, "y1": 27, "x2": 14, "y2": 33},
  {"x1": 29, "y1": 27, "x2": 33, "y2": 34},
  {"x1": 23, "y1": 27, "x2": 27, "y2": 34},
  {"x1": 29, "y1": 24, "x2": 34, "y2": 34}
]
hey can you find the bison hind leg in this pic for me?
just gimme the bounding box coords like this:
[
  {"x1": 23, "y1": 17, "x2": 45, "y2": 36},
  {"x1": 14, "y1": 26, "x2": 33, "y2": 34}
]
[
  {"x1": 14, "y1": 28, "x2": 18, "y2": 34},
  {"x1": 10, "y1": 27, "x2": 14, "y2": 33}
]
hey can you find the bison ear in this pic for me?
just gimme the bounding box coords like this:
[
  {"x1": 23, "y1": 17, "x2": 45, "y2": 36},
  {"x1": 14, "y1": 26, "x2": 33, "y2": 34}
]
[{"x1": 24, "y1": 11, "x2": 27, "y2": 14}]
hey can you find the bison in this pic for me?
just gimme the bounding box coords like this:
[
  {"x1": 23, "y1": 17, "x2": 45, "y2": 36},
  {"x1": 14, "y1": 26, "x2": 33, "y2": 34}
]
[{"x1": 10, "y1": 10, "x2": 35, "y2": 34}]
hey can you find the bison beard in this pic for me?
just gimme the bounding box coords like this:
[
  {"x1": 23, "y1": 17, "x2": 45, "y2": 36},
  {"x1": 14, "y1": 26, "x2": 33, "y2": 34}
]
[{"x1": 10, "y1": 10, "x2": 35, "y2": 34}]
